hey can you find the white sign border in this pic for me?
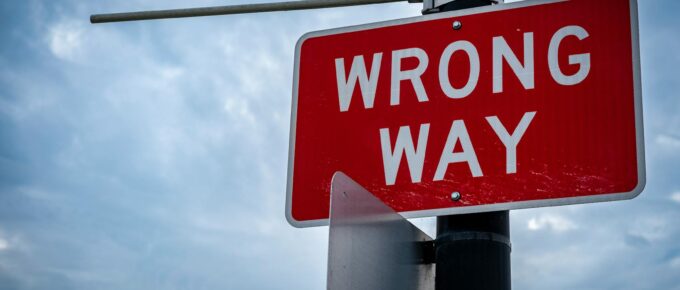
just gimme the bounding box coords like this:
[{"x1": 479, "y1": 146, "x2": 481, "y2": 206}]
[{"x1": 286, "y1": 0, "x2": 645, "y2": 228}]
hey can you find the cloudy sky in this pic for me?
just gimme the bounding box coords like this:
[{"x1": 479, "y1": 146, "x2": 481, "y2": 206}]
[{"x1": 1, "y1": 0, "x2": 679, "y2": 289}]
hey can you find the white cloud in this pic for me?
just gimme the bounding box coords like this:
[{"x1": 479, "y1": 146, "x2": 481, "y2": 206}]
[
  {"x1": 671, "y1": 256, "x2": 680, "y2": 269},
  {"x1": 671, "y1": 192, "x2": 680, "y2": 203},
  {"x1": 628, "y1": 217, "x2": 668, "y2": 242},
  {"x1": 527, "y1": 214, "x2": 577, "y2": 233},
  {"x1": 159, "y1": 66, "x2": 184, "y2": 80},
  {"x1": 0, "y1": 238, "x2": 8, "y2": 250},
  {"x1": 655, "y1": 134, "x2": 680, "y2": 149},
  {"x1": 223, "y1": 97, "x2": 255, "y2": 123},
  {"x1": 47, "y1": 21, "x2": 84, "y2": 61}
]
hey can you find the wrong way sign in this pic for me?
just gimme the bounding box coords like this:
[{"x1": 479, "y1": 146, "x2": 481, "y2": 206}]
[{"x1": 286, "y1": 0, "x2": 644, "y2": 227}]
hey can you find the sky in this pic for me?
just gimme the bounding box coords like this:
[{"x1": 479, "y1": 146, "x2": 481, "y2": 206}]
[{"x1": 1, "y1": 0, "x2": 679, "y2": 289}]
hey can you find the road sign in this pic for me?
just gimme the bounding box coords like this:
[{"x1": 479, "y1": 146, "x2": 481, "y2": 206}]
[
  {"x1": 287, "y1": 0, "x2": 644, "y2": 227},
  {"x1": 327, "y1": 172, "x2": 433, "y2": 290}
]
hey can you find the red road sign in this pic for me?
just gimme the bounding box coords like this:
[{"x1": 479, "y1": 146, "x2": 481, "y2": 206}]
[{"x1": 286, "y1": 0, "x2": 644, "y2": 227}]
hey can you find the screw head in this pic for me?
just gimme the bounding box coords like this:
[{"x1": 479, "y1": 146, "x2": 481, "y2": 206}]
[
  {"x1": 450, "y1": 191, "x2": 461, "y2": 201},
  {"x1": 452, "y1": 20, "x2": 462, "y2": 30}
]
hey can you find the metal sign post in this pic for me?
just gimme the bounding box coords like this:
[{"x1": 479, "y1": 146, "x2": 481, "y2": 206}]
[
  {"x1": 429, "y1": 2, "x2": 510, "y2": 289},
  {"x1": 327, "y1": 172, "x2": 434, "y2": 290},
  {"x1": 436, "y1": 212, "x2": 510, "y2": 290}
]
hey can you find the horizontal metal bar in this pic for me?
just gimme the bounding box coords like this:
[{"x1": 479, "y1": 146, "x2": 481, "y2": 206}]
[{"x1": 91, "y1": 0, "x2": 411, "y2": 23}]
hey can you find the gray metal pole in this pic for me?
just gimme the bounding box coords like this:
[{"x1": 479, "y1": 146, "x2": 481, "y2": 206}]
[
  {"x1": 91, "y1": 0, "x2": 412, "y2": 23},
  {"x1": 431, "y1": 1, "x2": 511, "y2": 288}
]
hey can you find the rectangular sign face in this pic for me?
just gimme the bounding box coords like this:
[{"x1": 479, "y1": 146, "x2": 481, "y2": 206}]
[{"x1": 287, "y1": 0, "x2": 644, "y2": 227}]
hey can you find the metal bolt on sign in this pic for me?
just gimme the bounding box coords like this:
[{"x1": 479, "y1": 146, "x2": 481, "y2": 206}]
[{"x1": 450, "y1": 191, "x2": 461, "y2": 201}]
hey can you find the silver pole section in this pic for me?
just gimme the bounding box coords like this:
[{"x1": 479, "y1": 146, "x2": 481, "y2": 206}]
[{"x1": 91, "y1": 0, "x2": 414, "y2": 23}]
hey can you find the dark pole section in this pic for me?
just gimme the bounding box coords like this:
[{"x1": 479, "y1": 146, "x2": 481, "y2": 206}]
[
  {"x1": 438, "y1": 0, "x2": 496, "y2": 11},
  {"x1": 435, "y1": 212, "x2": 511, "y2": 290},
  {"x1": 433, "y1": 1, "x2": 511, "y2": 288}
]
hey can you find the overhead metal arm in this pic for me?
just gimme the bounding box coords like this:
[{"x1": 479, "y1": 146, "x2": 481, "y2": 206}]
[{"x1": 91, "y1": 0, "x2": 420, "y2": 24}]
